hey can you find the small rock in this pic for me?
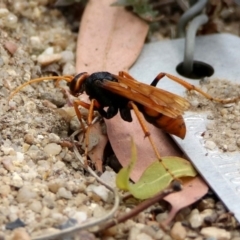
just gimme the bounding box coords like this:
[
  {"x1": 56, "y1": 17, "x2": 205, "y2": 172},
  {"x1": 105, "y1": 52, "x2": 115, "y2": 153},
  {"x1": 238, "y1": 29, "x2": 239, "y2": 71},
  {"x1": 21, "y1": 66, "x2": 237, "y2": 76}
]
[
  {"x1": 16, "y1": 186, "x2": 38, "y2": 203},
  {"x1": 37, "y1": 53, "x2": 62, "y2": 66},
  {"x1": 73, "y1": 211, "x2": 88, "y2": 224},
  {"x1": 188, "y1": 209, "x2": 203, "y2": 228},
  {"x1": 6, "y1": 218, "x2": 26, "y2": 230},
  {"x1": 136, "y1": 233, "x2": 153, "y2": 240},
  {"x1": 11, "y1": 227, "x2": 31, "y2": 240},
  {"x1": 62, "y1": 62, "x2": 75, "y2": 75},
  {"x1": 24, "y1": 134, "x2": 35, "y2": 144},
  {"x1": 29, "y1": 200, "x2": 42, "y2": 213},
  {"x1": 48, "y1": 133, "x2": 60, "y2": 143},
  {"x1": 90, "y1": 185, "x2": 110, "y2": 202},
  {"x1": 2, "y1": 157, "x2": 14, "y2": 171},
  {"x1": 198, "y1": 198, "x2": 215, "y2": 210},
  {"x1": 200, "y1": 227, "x2": 231, "y2": 240},
  {"x1": 92, "y1": 204, "x2": 106, "y2": 218},
  {"x1": 231, "y1": 122, "x2": 240, "y2": 130},
  {"x1": 170, "y1": 222, "x2": 187, "y2": 240},
  {"x1": 0, "y1": 8, "x2": 9, "y2": 17},
  {"x1": 205, "y1": 140, "x2": 216, "y2": 150},
  {"x1": 60, "y1": 50, "x2": 74, "y2": 63},
  {"x1": 48, "y1": 180, "x2": 64, "y2": 194},
  {"x1": 4, "y1": 41, "x2": 18, "y2": 55},
  {"x1": 43, "y1": 143, "x2": 62, "y2": 156},
  {"x1": 57, "y1": 187, "x2": 72, "y2": 199},
  {"x1": 11, "y1": 173, "x2": 23, "y2": 188},
  {"x1": 0, "y1": 184, "x2": 11, "y2": 197},
  {"x1": 42, "y1": 193, "x2": 56, "y2": 209},
  {"x1": 156, "y1": 212, "x2": 168, "y2": 223}
]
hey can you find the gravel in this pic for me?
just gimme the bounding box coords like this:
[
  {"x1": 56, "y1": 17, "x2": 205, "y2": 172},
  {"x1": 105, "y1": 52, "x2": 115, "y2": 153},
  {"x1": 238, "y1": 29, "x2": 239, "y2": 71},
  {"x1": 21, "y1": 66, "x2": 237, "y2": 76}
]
[{"x1": 0, "y1": 1, "x2": 240, "y2": 240}]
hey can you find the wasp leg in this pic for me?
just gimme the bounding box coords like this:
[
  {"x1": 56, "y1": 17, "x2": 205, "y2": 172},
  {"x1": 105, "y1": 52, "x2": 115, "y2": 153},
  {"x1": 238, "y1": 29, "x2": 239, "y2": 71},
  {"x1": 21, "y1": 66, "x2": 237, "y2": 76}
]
[
  {"x1": 128, "y1": 101, "x2": 176, "y2": 180},
  {"x1": 73, "y1": 99, "x2": 99, "y2": 167},
  {"x1": 152, "y1": 73, "x2": 240, "y2": 104}
]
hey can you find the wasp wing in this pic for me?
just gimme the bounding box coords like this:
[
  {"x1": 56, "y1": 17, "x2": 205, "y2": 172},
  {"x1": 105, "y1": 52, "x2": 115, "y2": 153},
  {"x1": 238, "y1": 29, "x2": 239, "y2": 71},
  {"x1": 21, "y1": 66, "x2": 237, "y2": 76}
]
[{"x1": 98, "y1": 75, "x2": 190, "y2": 118}]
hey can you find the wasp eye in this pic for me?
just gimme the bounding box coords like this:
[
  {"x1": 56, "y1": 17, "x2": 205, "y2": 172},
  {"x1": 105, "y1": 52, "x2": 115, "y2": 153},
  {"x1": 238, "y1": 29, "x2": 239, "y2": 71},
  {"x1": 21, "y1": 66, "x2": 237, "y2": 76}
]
[{"x1": 68, "y1": 72, "x2": 87, "y2": 95}]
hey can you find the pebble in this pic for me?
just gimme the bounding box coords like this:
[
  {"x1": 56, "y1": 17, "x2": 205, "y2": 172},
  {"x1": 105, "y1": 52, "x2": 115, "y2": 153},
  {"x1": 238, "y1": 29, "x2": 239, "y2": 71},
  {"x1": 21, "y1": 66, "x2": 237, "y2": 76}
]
[
  {"x1": 60, "y1": 50, "x2": 74, "y2": 63},
  {"x1": 0, "y1": 184, "x2": 11, "y2": 197},
  {"x1": 11, "y1": 227, "x2": 31, "y2": 240},
  {"x1": 136, "y1": 233, "x2": 153, "y2": 240},
  {"x1": 57, "y1": 187, "x2": 72, "y2": 199},
  {"x1": 48, "y1": 179, "x2": 64, "y2": 194},
  {"x1": 29, "y1": 200, "x2": 43, "y2": 213},
  {"x1": 205, "y1": 140, "x2": 216, "y2": 150},
  {"x1": 4, "y1": 41, "x2": 18, "y2": 55},
  {"x1": 37, "y1": 53, "x2": 62, "y2": 66},
  {"x1": 11, "y1": 173, "x2": 24, "y2": 188},
  {"x1": 43, "y1": 143, "x2": 62, "y2": 156},
  {"x1": 48, "y1": 133, "x2": 60, "y2": 143},
  {"x1": 200, "y1": 227, "x2": 231, "y2": 240},
  {"x1": 73, "y1": 211, "x2": 88, "y2": 224},
  {"x1": 16, "y1": 186, "x2": 38, "y2": 203},
  {"x1": 90, "y1": 185, "x2": 110, "y2": 202},
  {"x1": 170, "y1": 222, "x2": 187, "y2": 240},
  {"x1": 188, "y1": 209, "x2": 203, "y2": 228},
  {"x1": 62, "y1": 62, "x2": 76, "y2": 75}
]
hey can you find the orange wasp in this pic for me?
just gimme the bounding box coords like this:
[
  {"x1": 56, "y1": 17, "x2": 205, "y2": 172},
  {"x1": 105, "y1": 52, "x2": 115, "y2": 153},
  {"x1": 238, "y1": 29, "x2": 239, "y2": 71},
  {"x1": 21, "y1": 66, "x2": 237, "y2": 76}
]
[{"x1": 9, "y1": 71, "x2": 239, "y2": 179}]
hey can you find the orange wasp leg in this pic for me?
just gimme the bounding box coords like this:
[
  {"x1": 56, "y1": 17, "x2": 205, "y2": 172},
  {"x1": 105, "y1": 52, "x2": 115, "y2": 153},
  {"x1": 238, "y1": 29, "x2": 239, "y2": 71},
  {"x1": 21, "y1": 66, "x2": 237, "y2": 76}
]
[
  {"x1": 72, "y1": 99, "x2": 100, "y2": 167},
  {"x1": 128, "y1": 101, "x2": 176, "y2": 180},
  {"x1": 153, "y1": 73, "x2": 240, "y2": 104}
]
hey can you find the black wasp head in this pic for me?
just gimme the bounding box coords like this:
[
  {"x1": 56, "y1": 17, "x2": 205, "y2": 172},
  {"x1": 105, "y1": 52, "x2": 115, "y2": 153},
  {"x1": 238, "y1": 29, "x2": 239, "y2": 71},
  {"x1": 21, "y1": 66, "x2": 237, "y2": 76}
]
[{"x1": 68, "y1": 72, "x2": 88, "y2": 96}]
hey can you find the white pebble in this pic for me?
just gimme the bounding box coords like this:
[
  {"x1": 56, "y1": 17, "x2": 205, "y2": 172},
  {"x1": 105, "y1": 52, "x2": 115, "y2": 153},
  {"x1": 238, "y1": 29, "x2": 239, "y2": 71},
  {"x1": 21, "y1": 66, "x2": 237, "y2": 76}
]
[
  {"x1": 200, "y1": 227, "x2": 231, "y2": 240},
  {"x1": 188, "y1": 209, "x2": 203, "y2": 228},
  {"x1": 62, "y1": 62, "x2": 75, "y2": 75},
  {"x1": 61, "y1": 50, "x2": 74, "y2": 63},
  {"x1": 88, "y1": 185, "x2": 110, "y2": 202},
  {"x1": 170, "y1": 221, "x2": 187, "y2": 240},
  {"x1": 205, "y1": 140, "x2": 216, "y2": 150},
  {"x1": 4, "y1": 13, "x2": 18, "y2": 29},
  {"x1": 29, "y1": 200, "x2": 42, "y2": 213},
  {"x1": 16, "y1": 186, "x2": 38, "y2": 203},
  {"x1": 11, "y1": 173, "x2": 23, "y2": 188},
  {"x1": 57, "y1": 187, "x2": 72, "y2": 199},
  {"x1": 37, "y1": 53, "x2": 62, "y2": 66},
  {"x1": 0, "y1": 8, "x2": 9, "y2": 17},
  {"x1": 43, "y1": 143, "x2": 62, "y2": 156},
  {"x1": 73, "y1": 211, "x2": 87, "y2": 224}
]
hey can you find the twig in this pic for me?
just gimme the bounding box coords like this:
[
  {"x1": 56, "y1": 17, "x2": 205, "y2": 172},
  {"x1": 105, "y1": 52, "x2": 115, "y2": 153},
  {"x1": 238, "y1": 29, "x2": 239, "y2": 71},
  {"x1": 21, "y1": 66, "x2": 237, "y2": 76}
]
[{"x1": 100, "y1": 187, "x2": 175, "y2": 231}]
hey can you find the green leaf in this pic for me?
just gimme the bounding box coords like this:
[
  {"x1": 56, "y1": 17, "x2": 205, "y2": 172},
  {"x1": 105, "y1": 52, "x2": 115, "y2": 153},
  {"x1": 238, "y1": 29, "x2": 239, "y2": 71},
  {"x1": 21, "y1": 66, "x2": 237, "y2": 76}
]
[
  {"x1": 129, "y1": 157, "x2": 197, "y2": 199},
  {"x1": 116, "y1": 137, "x2": 137, "y2": 190}
]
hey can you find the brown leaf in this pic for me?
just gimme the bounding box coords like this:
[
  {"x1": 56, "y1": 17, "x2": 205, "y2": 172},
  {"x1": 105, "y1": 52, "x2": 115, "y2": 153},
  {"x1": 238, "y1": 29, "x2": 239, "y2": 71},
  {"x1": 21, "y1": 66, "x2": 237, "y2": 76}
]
[
  {"x1": 105, "y1": 112, "x2": 184, "y2": 182},
  {"x1": 161, "y1": 176, "x2": 208, "y2": 226},
  {"x1": 76, "y1": 0, "x2": 149, "y2": 74}
]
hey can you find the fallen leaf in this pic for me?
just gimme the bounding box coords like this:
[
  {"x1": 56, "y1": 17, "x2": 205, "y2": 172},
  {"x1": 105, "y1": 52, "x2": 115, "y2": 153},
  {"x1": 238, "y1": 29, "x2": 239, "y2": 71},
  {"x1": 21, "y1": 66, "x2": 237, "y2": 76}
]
[
  {"x1": 162, "y1": 176, "x2": 208, "y2": 226},
  {"x1": 105, "y1": 112, "x2": 184, "y2": 182},
  {"x1": 116, "y1": 138, "x2": 197, "y2": 199},
  {"x1": 86, "y1": 121, "x2": 108, "y2": 172},
  {"x1": 76, "y1": 0, "x2": 149, "y2": 74},
  {"x1": 130, "y1": 157, "x2": 197, "y2": 199}
]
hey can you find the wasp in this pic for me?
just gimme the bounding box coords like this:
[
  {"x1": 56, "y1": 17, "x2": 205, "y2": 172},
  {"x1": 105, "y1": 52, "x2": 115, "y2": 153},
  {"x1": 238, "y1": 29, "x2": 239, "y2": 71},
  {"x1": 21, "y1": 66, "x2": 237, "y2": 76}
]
[{"x1": 9, "y1": 71, "x2": 239, "y2": 179}]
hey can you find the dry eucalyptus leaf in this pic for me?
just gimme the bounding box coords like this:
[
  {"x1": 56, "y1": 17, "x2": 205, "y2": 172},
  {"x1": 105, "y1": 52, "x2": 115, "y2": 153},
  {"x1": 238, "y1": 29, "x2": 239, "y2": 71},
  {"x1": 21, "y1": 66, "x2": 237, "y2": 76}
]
[
  {"x1": 76, "y1": 0, "x2": 149, "y2": 74},
  {"x1": 162, "y1": 176, "x2": 208, "y2": 226},
  {"x1": 82, "y1": 121, "x2": 108, "y2": 172},
  {"x1": 105, "y1": 112, "x2": 184, "y2": 182}
]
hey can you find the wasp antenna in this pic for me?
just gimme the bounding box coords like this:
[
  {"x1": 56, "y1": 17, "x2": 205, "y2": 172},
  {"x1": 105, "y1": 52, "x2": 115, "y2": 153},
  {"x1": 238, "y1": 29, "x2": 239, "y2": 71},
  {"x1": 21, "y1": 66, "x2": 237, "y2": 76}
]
[{"x1": 9, "y1": 75, "x2": 73, "y2": 100}]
